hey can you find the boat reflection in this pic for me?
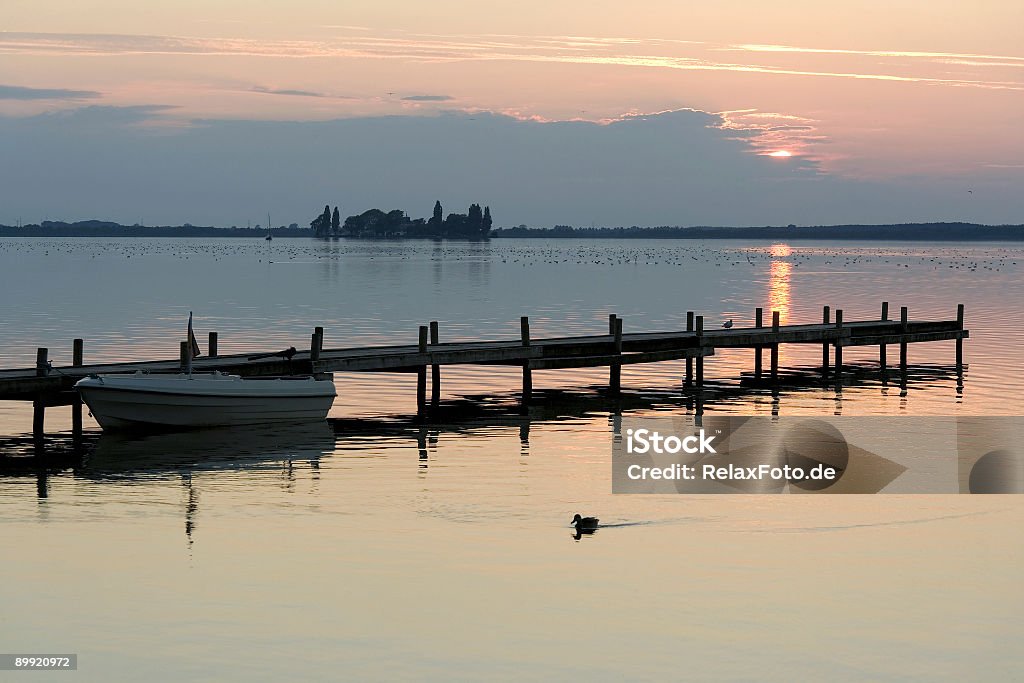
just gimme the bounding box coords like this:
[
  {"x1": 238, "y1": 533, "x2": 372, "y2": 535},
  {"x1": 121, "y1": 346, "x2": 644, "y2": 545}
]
[{"x1": 83, "y1": 421, "x2": 337, "y2": 476}]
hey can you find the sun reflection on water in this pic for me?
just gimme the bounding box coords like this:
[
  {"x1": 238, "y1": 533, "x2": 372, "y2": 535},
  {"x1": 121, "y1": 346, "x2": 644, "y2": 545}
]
[{"x1": 768, "y1": 254, "x2": 792, "y2": 326}]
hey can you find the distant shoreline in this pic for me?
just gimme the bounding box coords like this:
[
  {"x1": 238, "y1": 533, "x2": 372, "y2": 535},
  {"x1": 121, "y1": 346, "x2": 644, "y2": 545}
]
[
  {"x1": 1, "y1": 220, "x2": 1022, "y2": 241},
  {"x1": 491, "y1": 223, "x2": 1024, "y2": 241}
]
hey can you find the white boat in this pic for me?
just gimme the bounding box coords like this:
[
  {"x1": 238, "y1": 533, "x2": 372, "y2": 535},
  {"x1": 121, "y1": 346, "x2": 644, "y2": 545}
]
[{"x1": 75, "y1": 371, "x2": 336, "y2": 431}]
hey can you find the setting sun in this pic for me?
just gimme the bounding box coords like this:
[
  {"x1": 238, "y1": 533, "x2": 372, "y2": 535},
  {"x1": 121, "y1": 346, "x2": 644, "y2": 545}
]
[{"x1": 768, "y1": 150, "x2": 793, "y2": 157}]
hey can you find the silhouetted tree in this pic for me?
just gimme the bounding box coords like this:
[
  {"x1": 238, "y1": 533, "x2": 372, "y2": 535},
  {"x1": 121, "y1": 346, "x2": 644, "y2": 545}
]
[
  {"x1": 467, "y1": 204, "x2": 483, "y2": 235},
  {"x1": 427, "y1": 200, "x2": 443, "y2": 233},
  {"x1": 344, "y1": 208, "x2": 412, "y2": 236},
  {"x1": 311, "y1": 214, "x2": 326, "y2": 238},
  {"x1": 323, "y1": 200, "x2": 492, "y2": 239}
]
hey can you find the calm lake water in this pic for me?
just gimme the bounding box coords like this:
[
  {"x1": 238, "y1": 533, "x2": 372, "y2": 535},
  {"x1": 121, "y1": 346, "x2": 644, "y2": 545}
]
[{"x1": 1, "y1": 237, "x2": 1022, "y2": 681}]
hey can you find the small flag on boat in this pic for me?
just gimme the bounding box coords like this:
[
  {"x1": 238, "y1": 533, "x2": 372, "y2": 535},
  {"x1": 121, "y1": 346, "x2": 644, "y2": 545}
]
[{"x1": 188, "y1": 311, "x2": 201, "y2": 358}]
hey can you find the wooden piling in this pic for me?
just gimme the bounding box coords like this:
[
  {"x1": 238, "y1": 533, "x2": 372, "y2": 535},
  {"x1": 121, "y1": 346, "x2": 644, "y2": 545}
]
[
  {"x1": 521, "y1": 316, "x2": 532, "y2": 403},
  {"x1": 72, "y1": 339, "x2": 83, "y2": 438},
  {"x1": 695, "y1": 315, "x2": 704, "y2": 386},
  {"x1": 770, "y1": 311, "x2": 779, "y2": 382},
  {"x1": 311, "y1": 327, "x2": 323, "y2": 362},
  {"x1": 900, "y1": 306, "x2": 909, "y2": 389},
  {"x1": 208, "y1": 332, "x2": 218, "y2": 358},
  {"x1": 32, "y1": 347, "x2": 49, "y2": 441},
  {"x1": 179, "y1": 341, "x2": 191, "y2": 374},
  {"x1": 821, "y1": 306, "x2": 830, "y2": 376},
  {"x1": 685, "y1": 311, "x2": 694, "y2": 387},
  {"x1": 956, "y1": 303, "x2": 964, "y2": 369},
  {"x1": 610, "y1": 316, "x2": 623, "y2": 395},
  {"x1": 834, "y1": 309, "x2": 844, "y2": 382},
  {"x1": 754, "y1": 307, "x2": 763, "y2": 380},
  {"x1": 417, "y1": 325, "x2": 428, "y2": 413},
  {"x1": 35, "y1": 347, "x2": 48, "y2": 377},
  {"x1": 879, "y1": 301, "x2": 888, "y2": 377},
  {"x1": 430, "y1": 321, "x2": 440, "y2": 407}
]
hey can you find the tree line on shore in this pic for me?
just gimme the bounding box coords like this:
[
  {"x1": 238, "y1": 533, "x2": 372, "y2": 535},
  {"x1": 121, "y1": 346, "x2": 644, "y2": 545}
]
[
  {"x1": 310, "y1": 201, "x2": 492, "y2": 239},
  {"x1": 489, "y1": 222, "x2": 1024, "y2": 240}
]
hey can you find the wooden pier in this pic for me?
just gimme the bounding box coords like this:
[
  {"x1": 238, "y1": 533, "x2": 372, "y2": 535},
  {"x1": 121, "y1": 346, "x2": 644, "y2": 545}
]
[{"x1": 0, "y1": 302, "x2": 967, "y2": 439}]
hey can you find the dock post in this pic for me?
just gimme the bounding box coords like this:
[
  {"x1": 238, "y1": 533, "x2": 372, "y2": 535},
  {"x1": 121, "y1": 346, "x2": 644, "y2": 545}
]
[
  {"x1": 695, "y1": 315, "x2": 704, "y2": 386},
  {"x1": 311, "y1": 327, "x2": 323, "y2": 362},
  {"x1": 521, "y1": 316, "x2": 532, "y2": 405},
  {"x1": 821, "y1": 306, "x2": 830, "y2": 377},
  {"x1": 955, "y1": 303, "x2": 964, "y2": 369},
  {"x1": 834, "y1": 309, "x2": 844, "y2": 384},
  {"x1": 770, "y1": 311, "x2": 779, "y2": 382},
  {"x1": 179, "y1": 341, "x2": 191, "y2": 374},
  {"x1": 430, "y1": 321, "x2": 440, "y2": 408},
  {"x1": 33, "y1": 347, "x2": 48, "y2": 452},
  {"x1": 754, "y1": 307, "x2": 763, "y2": 380},
  {"x1": 72, "y1": 339, "x2": 83, "y2": 440},
  {"x1": 417, "y1": 326, "x2": 428, "y2": 415},
  {"x1": 35, "y1": 347, "x2": 48, "y2": 377},
  {"x1": 879, "y1": 301, "x2": 888, "y2": 379},
  {"x1": 610, "y1": 316, "x2": 623, "y2": 395},
  {"x1": 608, "y1": 314, "x2": 617, "y2": 335},
  {"x1": 685, "y1": 311, "x2": 694, "y2": 387},
  {"x1": 208, "y1": 332, "x2": 218, "y2": 358},
  {"x1": 900, "y1": 306, "x2": 909, "y2": 392}
]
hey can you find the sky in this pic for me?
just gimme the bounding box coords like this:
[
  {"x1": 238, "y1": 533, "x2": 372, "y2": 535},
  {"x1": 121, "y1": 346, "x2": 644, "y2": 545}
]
[{"x1": 1, "y1": 1, "x2": 1022, "y2": 227}]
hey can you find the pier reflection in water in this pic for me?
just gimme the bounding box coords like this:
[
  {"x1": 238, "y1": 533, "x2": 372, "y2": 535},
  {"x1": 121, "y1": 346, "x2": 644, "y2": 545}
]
[{"x1": 1, "y1": 356, "x2": 970, "y2": 512}]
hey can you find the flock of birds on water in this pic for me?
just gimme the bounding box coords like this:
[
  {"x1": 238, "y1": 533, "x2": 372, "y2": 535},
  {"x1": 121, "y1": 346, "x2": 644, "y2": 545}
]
[{"x1": 0, "y1": 239, "x2": 1019, "y2": 274}]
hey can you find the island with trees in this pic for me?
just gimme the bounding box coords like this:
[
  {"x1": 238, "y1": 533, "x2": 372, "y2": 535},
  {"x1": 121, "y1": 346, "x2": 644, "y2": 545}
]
[{"x1": 309, "y1": 200, "x2": 492, "y2": 239}]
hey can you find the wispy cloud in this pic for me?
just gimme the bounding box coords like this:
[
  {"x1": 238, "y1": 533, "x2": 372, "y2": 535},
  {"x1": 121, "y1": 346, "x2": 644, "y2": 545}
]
[
  {"x1": 0, "y1": 84, "x2": 101, "y2": 100},
  {"x1": 251, "y1": 86, "x2": 327, "y2": 98},
  {"x1": 728, "y1": 43, "x2": 1024, "y2": 64},
  {"x1": 401, "y1": 95, "x2": 454, "y2": 101},
  {"x1": 2, "y1": 31, "x2": 1021, "y2": 91},
  {"x1": 714, "y1": 109, "x2": 827, "y2": 162}
]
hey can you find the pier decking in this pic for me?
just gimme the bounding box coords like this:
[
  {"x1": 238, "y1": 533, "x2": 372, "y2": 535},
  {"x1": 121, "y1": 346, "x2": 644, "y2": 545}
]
[{"x1": 0, "y1": 303, "x2": 967, "y2": 438}]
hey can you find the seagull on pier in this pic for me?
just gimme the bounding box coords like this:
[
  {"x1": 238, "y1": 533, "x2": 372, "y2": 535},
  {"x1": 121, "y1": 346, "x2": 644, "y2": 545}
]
[{"x1": 722, "y1": 319, "x2": 734, "y2": 329}]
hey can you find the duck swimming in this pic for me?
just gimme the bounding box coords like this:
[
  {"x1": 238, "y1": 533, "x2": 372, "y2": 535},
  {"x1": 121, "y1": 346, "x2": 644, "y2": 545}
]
[{"x1": 571, "y1": 514, "x2": 599, "y2": 530}]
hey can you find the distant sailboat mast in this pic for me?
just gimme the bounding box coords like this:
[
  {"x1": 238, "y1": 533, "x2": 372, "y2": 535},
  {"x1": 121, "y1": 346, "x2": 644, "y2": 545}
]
[{"x1": 265, "y1": 211, "x2": 273, "y2": 241}]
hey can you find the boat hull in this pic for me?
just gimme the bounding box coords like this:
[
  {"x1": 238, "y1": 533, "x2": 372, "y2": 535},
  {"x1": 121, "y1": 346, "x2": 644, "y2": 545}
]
[{"x1": 76, "y1": 373, "x2": 336, "y2": 431}]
